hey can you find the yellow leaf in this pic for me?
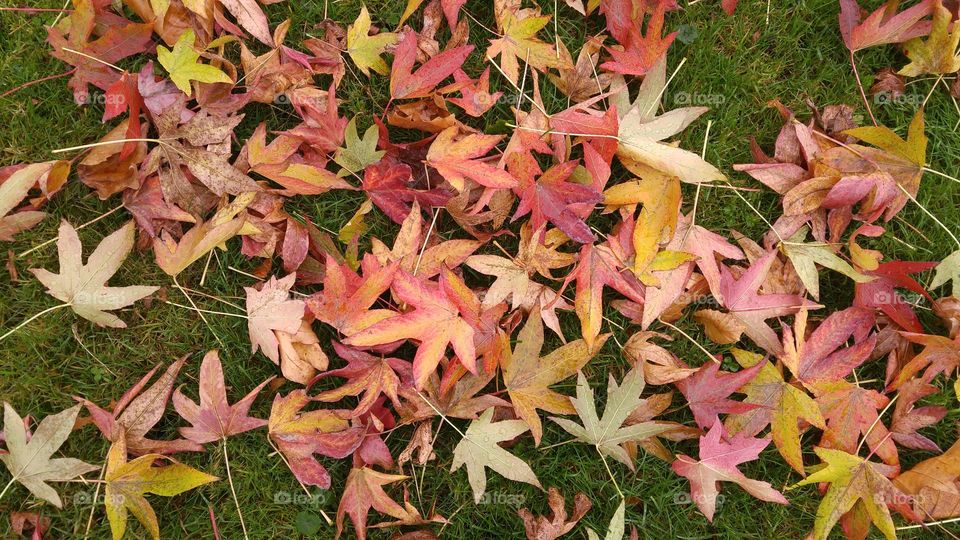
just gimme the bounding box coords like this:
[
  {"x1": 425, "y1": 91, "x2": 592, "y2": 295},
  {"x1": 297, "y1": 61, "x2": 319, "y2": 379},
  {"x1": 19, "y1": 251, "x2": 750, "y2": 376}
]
[
  {"x1": 899, "y1": 0, "x2": 960, "y2": 77},
  {"x1": 156, "y1": 29, "x2": 233, "y2": 96},
  {"x1": 843, "y1": 109, "x2": 927, "y2": 167},
  {"x1": 485, "y1": 7, "x2": 568, "y2": 85},
  {"x1": 347, "y1": 5, "x2": 399, "y2": 76},
  {"x1": 104, "y1": 434, "x2": 217, "y2": 540},
  {"x1": 792, "y1": 448, "x2": 901, "y2": 540}
]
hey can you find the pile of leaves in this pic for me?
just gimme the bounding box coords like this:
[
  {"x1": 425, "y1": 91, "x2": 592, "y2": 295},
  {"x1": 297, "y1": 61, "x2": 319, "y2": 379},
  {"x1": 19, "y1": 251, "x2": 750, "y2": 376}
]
[{"x1": 2, "y1": 0, "x2": 960, "y2": 539}]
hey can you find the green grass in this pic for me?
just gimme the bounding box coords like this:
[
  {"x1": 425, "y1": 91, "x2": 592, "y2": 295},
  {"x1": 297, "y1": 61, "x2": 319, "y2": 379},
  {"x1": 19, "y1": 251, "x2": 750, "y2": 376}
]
[{"x1": 1, "y1": 0, "x2": 959, "y2": 538}]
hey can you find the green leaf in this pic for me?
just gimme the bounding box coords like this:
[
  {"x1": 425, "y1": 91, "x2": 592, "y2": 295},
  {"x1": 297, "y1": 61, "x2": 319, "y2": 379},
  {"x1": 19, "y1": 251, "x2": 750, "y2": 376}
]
[
  {"x1": 334, "y1": 118, "x2": 384, "y2": 176},
  {"x1": 157, "y1": 29, "x2": 233, "y2": 96},
  {"x1": 781, "y1": 227, "x2": 873, "y2": 301},
  {"x1": 930, "y1": 249, "x2": 960, "y2": 295}
]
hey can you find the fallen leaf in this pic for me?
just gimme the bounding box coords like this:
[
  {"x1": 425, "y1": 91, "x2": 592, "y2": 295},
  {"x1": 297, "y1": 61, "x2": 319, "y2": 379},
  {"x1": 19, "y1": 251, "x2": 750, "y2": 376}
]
[
  {"x1": 172, "y1": 350, "x2": 273, "y2": 444},
  {"x1": 31, "y1": 221, "x2": 158, "y2": 328},
  {"x1": 672, "y1": 419, "x2": 788, "y2": 522},
  {"x1": 550, "y1": 367, "x2": 669, "y2": 470},
  {"x1": 0, "y1": 403, "x2": 98, "y2": 508},
  {"x1": 157, "y1": 29, "x2": 233, "y2": 95},
  {"x1": 450, "y1": 407, "x2": 542, "y2": 503},
  {"x1": 502, "y1": 311, "x2": 606, "y2": 445},
  {"x1": 792, "y1": 447, "x2": 903, "y2": 540},
  {"x1": 103, "y1": 432, "x2": 217, "y2": 540}
]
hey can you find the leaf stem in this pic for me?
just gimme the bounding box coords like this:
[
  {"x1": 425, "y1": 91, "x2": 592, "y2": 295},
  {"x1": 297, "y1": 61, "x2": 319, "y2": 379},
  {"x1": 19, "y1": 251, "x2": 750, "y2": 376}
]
[
  {"x1": 849, "y1": 49, "x2": 878, "y2": 126},
  {"x1": 18, "y1": 205, "x2": 123, "y2": 258},
  {"x1": 82, "y1": 464, "x2": 106, "y2": 539},
  {"x1": 597, "y1": 452, "x2": 624, "y2": 499},
  {"x1": 0, "y1": 303, "x2": 71, "y2": 342},
  {"x1": 222, "y1": 439, "x2": 249, "y2": 540},
  {"x1": 173, "y1": 275, "x2": 226, "y2": 348},
  {"x1": 0, "y1": 477, "x2": 15, "y2": 501}
]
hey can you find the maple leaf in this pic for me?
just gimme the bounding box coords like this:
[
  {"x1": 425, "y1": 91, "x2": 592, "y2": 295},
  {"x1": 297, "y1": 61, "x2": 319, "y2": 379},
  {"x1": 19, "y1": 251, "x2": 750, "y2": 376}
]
[
  {"x1": 815, "y1": 380, "x2": 899, "y2": 468},
  {"x1": 397, "y1": 367, "x2": 510, "y2": 423},
  {"x1": 122, "y1": 176, "x2": 195, "y2": 238},
  {"x1": 792, "y1": 447, "x2": 904, "y2": 540},
  {"x1": 220, "y1": 0, "x2": 273, "y2": 45},
  {"x1": 172, "y1": 350, "x2": 273, "y2": 444},
  {"x1": 362, "y1": 157, "x2": 448, "y2": 224},
  {"x1": 448, "y1": 67, "x2": 504, "y2": 116},
  {"x1": 839, "y1": 0, "x2": 934, "y2": 52},
  {"x1": 146, "y1": 110, "x2": 261, "y2": 205},
  {"x1": 837, "y1": 109, "x2": 928, "y2": 219},
  {"x1": 245, "y1": 273, "x2": 306, "y2": 368},
  {"x1": 103, "y1": 433, "x2": 217, "y2": 540},
  {"x1": 568, "y1": 242, "x2": 645, "y2": 348},
  {"x1": 673, "y1": 419, "x2": 789, "y2": 522},
  {"x1": 313, "y1": 342, "x2": 412, "y2": 417},
  {"x1": 512, "y1": 159, "x2": 603, "y2": 245},
  {"x1": 426, "y1": 126, "x2": 518, "y2": 192},
  {"x1": 780, "y1": 307, "x2": 877, "y2": 389},
  {"x1": 268, "y1": 389, "x2": 365, "y2": 489},
  {"x1": 450, "y1": 407, "x2": 542, "y2": 503},
  {"x1": 894, "y1": 438, "x2": 960, "y2": 519},
  {"x1": 603, "y1": 171, "x2": 685, "y2": 280},
  {"x1": 518, "y1": 487, "x2": 592, "y2": 540},
  {"x1": 503, "y1": 311, "x2": 606, "y2": 445},
  {"x1": 77, "y1": 356, "x2": 203, "y2": 455},
  {"x1": 0, "y1": 162, "x2": 59, "y2": 242},
  {"x1": 547, "y1": 37, "x2": 613, "y2": 102},
  {"x1": 306, "y1": 253, "x2": 399, "y2": 335},
  {"x1": 600, "y1": 1, "x2": 676, "y2": 76},
  {"x1": 370, "y1": 201, "x2": 480, "y2": 278},
  {"x1": 486, "y1": 5, "x2": 567, "y2": 85},
  {"x1": 889, "y1": 378, "x2": 946, "y2": 452},
  {"x1": 550, "y1": 367, "x2": 670, "y2": 470},
  {"x1": 46, "y1": 2, "x2": 153, "y2": 103},
  {"x1": 154, "y1": 213, "x2": 246, "y2": 276},
  {"x1": 930, "y1": 249, "x2": 960, "y2": 295},
  {"x1": 157, "y1": 29, "x2": 233, "y2": 96},
  {"x1": 713, "y1": 249, "x2": 819, "y2": 355},
  {"x1": 675, "y1": 358, "x2": 764, "y2": 430},
  {"x1": 901, "y1": 0, "x2": 960, "y2": 75},
  {"x1": 336, "y1": 467, "x2": 418, "y2": 540},
  {"x1": 347, "y1": 6, "x2": 399, "y2": 76},
  {"x1": 890, "y1": 332, "x2": 960, "y2": 389},
  {"x1": 0, "y1": 403, "x2": 98, "y2": 508},
  {"x1": 30, "y1": 221, "x2": 158, "y2": 328},
  {"x1": 613, "y1": 59, "x2": 725, "y2": 184},
  {"x1": 854, "y1": 260, "x2": 935, "y2": 332},
  {"x1": 623, "y1": 331, "x2": 697, "y2": 385},
  {"x1": 334, "y1": 118, "x2": 385, "y2": 176},
  {"x1": 390, "y1": 29, "x2": 474, "y2": 99},
  {"x1": 780, "y1": 227, "x2": 873, "y2": 301},
  {"x1": 723, "y1": 349, "x2": 826, "y2": 475},
  {"x1": 344, "y1": 268, "x2": 478, "y2": 388}
]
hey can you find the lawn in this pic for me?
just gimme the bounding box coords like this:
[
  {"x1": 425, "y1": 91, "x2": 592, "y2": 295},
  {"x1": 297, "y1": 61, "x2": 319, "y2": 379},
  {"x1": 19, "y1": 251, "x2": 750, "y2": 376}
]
[{"x1": 1, "y1": 0, "x2": 959, "y2": 538}]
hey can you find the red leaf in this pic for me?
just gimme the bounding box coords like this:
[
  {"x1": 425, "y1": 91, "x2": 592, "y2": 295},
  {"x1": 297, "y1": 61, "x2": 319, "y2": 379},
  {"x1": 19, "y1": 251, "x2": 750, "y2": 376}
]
[
  {"x1": 390, "y1": 29, "x2": 474, "y2": 100},
  {"x1": 672, "y1": 419, "x2": 788, "y2": 522},
  {"x1": 511, "y1": 158, "x2": 602, "y2": 244},
  {"x1": 675, "y1": 359, "x2": 765, "y2": 430},
  {"x1": 173, "y1": 350, "x2": 274, "y2": 444}
]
